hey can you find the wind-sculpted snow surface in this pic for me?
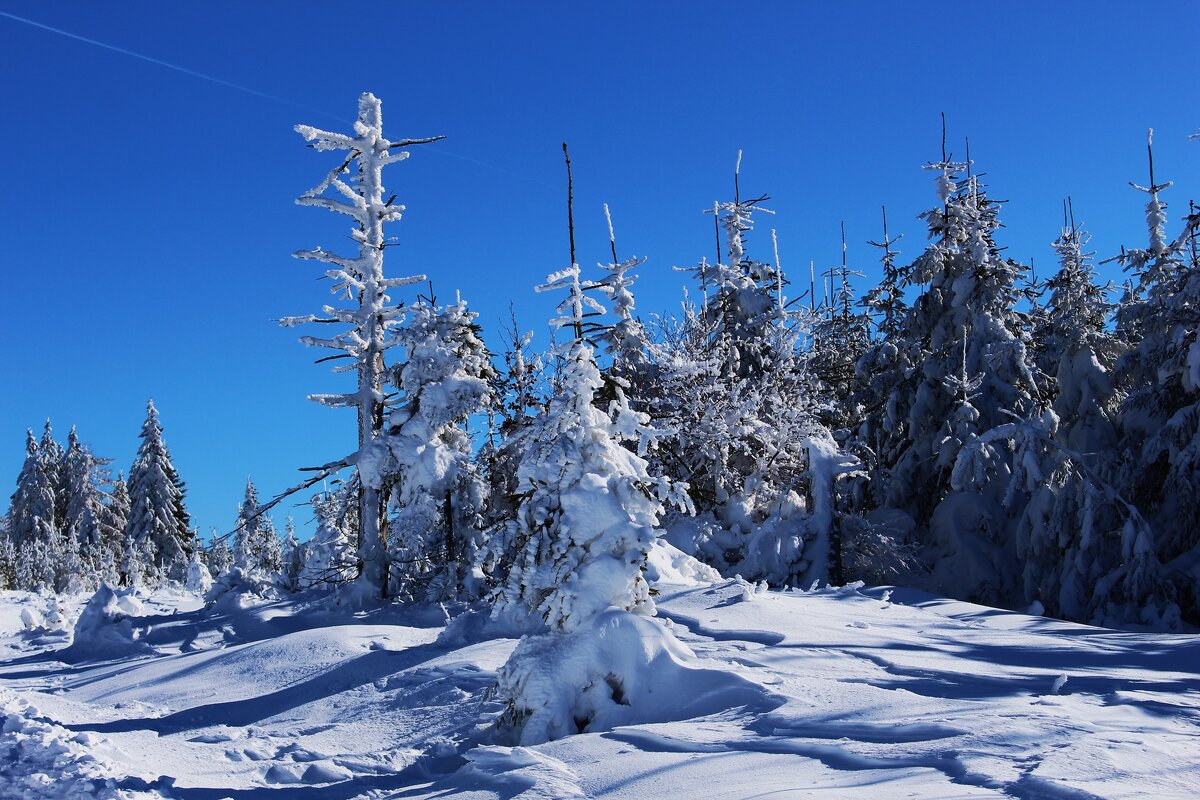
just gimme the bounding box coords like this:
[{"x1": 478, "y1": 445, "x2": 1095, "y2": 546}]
[
  {"x1": 0, "y1": 577, "x2": 1197, "y2": 798},
  {"x1": 0, "y1": 690, "x2": 166, "y2": 799}
]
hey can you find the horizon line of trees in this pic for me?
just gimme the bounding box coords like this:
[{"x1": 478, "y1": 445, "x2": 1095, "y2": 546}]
[{"x1": 4, "y1": 96, "x2": 1198, "y2": 634}]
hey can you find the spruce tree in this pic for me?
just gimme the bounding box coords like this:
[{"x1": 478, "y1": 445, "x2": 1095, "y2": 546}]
[
  {"x1": 38, "y1": 420, "x2": 67, "y2": 533},
  {"x1": 9, "y1": 430, "x2": 58, "y2": 551},
  {"x1": 301, "y1": 483, "x2": 358, "y2": 590},
  {"x1": 1107, "y1": 130, "x2": 1200, "y2": 624},
  {"x1": 280, "y1": 518, "x2": 305, "y2": 591},
  {"x1": 877, "y1": 136, "x2": 1042, "y2": 606},
  {"x1": 366, "y1": 296, "x2": 495, "y2": 600},
  {"x1": 233, "y1": 478, "x2": 282, "y2": 576},
  {"x1": 127, "y1": 400, "x2": 193, "y2": 582},
  {"x1": 493, "y1": 262, "x2": 686, "y2": 631},
  {"x1": 62, "y1": 426, "x2": 111, "y2": 588}
]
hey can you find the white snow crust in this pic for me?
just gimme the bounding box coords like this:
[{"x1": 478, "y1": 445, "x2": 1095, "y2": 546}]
[{"x1": 1, "y1": 574, "x2": 1197, "y2": 799}]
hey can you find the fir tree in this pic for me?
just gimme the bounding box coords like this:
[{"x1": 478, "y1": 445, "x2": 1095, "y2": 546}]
[
  {"x1": 1107, "y1": 130, "x2": 1200, "y2": 624},
  {"x1": 876, "y1": 133, "x2": 1042, "y2": 606},
  {"x1": 62, "y1": 427, "x2": 111, "y2": 588},
  {"x1": 38, "y1": 420, "x2": 67, "y2": 533}
]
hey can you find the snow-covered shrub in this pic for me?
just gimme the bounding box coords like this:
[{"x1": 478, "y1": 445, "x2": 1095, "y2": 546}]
[{"x1": 184, "y1": 551, "x2": 213, "y2": 595}]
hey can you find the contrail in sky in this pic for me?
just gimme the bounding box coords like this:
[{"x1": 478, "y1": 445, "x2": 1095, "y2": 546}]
[
  {"x1": 0, "y1": 10, "x2": 555, "y2": 188},
  {"x1": 0, "y1": 9, "x2": 347, "y2": 122}
]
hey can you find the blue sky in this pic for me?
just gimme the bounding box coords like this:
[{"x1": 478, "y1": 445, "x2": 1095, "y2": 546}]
[{"x1": 2, "y1": 2, "x2": 1197, "y2": 539}]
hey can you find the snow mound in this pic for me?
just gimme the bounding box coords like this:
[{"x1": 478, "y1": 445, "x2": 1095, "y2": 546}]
[
  {"x1": 459, "y1": 746, "x2": 585, "y2": 798},
  {"x1": 0, "y1": 689, "x2": 166, "y2": 799},
  {"x1": 496, "y1": 608, "x2": 777, "y2": 744},
  {"x1": 61, "y1": 585, "x2": 153, "y2": 663},
  {"x1": 203, "y1": 567, "x2": 281, "y2": 612},
  {"x1": 644, "y1": 539, "x2": 721, "y2": 587}
]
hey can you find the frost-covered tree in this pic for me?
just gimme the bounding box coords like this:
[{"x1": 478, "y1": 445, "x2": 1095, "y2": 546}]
[
  {"x1": 301, "y1": 482, "x2": 358, "y2": 590},
  {"x1": 0, "y1": 533, "x2": 15, "y2": 590},
  {"x1": 233, "y1": 478, "x2": 282, "y2": 576},
  {"x1": 38, "y1": 420, "x2": 67, "y2": 533},
  {"x1": 677, "y1": 160, "x2": 785, "y2": 380},
  {"x1": 105, "y1": 472, "x2": 131, "y2": 583},
  {"x1": 282, "y1": 92, "x2": 443, "y2": 599},
  {"x1": 810, "y1": 225, "x2": 871, "y2": 432},
  {"x1": 491, "y1": 255, "x2": 689, "y2": 631},
  {"x1": 206, "y1": 532, "x2": 234, "y2": 580},
  {"x1": 1107, "y1": 130, "x2": 1200, "y2": 624},
  {"x1": 9, "y1": 430, "x2": 58, "y2": 551},
  {"x1": 185, "y1": 550, "x2": 213, "y2": 594},
  {"x1": 127, "y1": 400, "x2": 193, "y2": 582},
  {"x1": 479, "y1": 313, "x2": 548, "y2": 549},
  {"x1": 62, "y1": 427, "x2": 111, "y2": 586},
  {"x1": 594, "y1": 204, "x2": 651, "y2": 384},
  {"x1": 854, "y1": 208, "x2": 912, "y2": 507},
  {"x1": 1037, "y1": 206, "x2": 1123, "y2": 453},
  {"x1": 280, "y1": 518, "x2": 305, "y2": 592},
  {"x1": 874, "y1": 141, "x2": 1042, "y2": 606},
  {"x1": 360, "y1": 296, "x2": 495, "y2": 600}
]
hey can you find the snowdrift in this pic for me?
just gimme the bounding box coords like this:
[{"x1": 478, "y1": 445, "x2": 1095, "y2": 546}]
[
  {"x1": 59, "y1": 585, "x2": 152, "y2": 664},
  {"x1": 497, "y1": 607, "x2": 778, "y2": 744}
]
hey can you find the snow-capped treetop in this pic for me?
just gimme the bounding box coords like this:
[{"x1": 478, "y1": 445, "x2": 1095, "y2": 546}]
[
  {"x1": 537, "y1": 263, "x2": 607, "y2": 345},
  {"x1": 282, "y1": 92, "x2": 439, "y2": 444},
  {"x1": 592, "y1": 204, "x2": 649, "y2": 375}
]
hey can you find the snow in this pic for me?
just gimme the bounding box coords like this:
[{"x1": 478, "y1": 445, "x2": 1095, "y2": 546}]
[{"x1": 0, "y1": 575, "x2": 1197, "y2": 798}]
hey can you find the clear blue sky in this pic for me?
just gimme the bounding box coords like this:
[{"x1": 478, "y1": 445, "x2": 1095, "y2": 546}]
[{"x1": 2, "y1": 2, "x2": 1197, "y2": 539}]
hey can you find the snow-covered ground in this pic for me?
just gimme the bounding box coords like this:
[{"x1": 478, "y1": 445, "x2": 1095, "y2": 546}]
[{"x1": 2, "y1": 571, "x2": 1198, "y2": 799}]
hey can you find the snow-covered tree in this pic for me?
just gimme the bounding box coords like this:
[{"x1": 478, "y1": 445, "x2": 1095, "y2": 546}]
[
  {"x1": 206, "y1": 532, "x2": 234, "y2": 580},
  {"x1": 594, "y1": 204, "x2": 650, "y2": 383},
  {"x1": 8, "y1": 430, "x2": 58, "y2": 551},
  {"x1": 62, "y1": 427, "x2": 112, "y2": 587},
  {"x1": 853, "y1": 209, "x2": 912, "y2": 509},
  {"x1": 810, "y1": 225, "x2": 871, "y2": 432},
  {"x1": 866, "y1": 141, "x2": 1044, "y2": 607},
  {"x1": 38, "y1": 420, "x2": 67, "y2": 533},
  {"x1": 105, "y1": 472, "x2": 131, "y2": 584},
  {"x1": 127, "y1": 400, "x2": 193, "y2": 582},
  {"x1": 280, "y1": 518, "x2": 305, "y2": 592},
  {"x1": 282, "y1": 93, "x2": 443, "y2": 599},
  {"x1": 1106, "y1": 130, "x2": 1200, "y2": 624},
  {"x1": 185, "y1": 550, "x2": 213, "y2": 594},
  {"x1": 301, "y1": 482, "x2": 358, "y2": 590},
  {"x1": 479, "y1": 313, "x2": 547, "y2": 550},
  {"x1": 360, "y1": 296, "x2": 495, "y2": 600},
  {"x1": 233, "y1": 478, "x2": 282, "y2": 577},
  {"x1": 0, "y1": 533, "x2": 15, "y2": 590},
  {"x1": 491, "y1": 260, "x2": 689, "y2": 632}
]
